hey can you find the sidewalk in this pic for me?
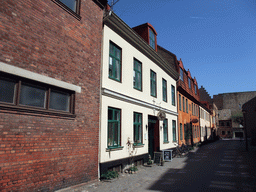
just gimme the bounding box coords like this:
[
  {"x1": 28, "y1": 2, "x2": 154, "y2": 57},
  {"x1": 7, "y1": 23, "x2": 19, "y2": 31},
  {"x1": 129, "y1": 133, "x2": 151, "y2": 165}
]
[
  {"x1": 56, "y1": 140, "x2": 256, "y2": 192},
  {"x1": 56, "y1": 148, "x2": 199, "y2": 192}
]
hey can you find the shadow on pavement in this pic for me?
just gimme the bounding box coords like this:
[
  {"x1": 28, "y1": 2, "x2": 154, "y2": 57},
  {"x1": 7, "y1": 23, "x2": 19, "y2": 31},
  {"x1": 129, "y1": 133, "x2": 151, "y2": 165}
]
[{"x1": 148, "y1": 140, "x2": 256, "y2": 192}]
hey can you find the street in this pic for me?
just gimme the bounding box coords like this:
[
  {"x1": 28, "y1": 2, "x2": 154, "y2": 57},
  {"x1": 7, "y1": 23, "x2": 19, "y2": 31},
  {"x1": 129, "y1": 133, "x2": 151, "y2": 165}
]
[{"x1": 57, "y1": 140, "x2": 256, "y2": 192}]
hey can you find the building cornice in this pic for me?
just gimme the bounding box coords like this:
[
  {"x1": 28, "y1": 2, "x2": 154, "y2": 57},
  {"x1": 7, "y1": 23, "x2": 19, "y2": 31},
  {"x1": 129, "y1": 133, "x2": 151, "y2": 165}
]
[
  {"x1": 102, "y1": 88, "x2": 178, "y2": 116},
  {"x1": 103, "y1": 12, "x2": 179, "y2": 81}
]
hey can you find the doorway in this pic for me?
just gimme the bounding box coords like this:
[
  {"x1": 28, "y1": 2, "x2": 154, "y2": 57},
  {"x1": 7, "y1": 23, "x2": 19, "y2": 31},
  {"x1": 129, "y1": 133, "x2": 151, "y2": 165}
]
[{"x1": 148, "y1": 115, "x2": 159, "y2": 159}]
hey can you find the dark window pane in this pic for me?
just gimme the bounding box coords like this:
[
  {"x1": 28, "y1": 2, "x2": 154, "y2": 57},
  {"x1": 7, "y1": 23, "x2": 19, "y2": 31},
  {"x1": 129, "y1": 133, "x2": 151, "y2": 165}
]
[
  {"x1": 49, "y1": 90, "x2": 70, "y2": 112},
  {"x1": 108, "y1": 108, "x2": 113, "y2": 120},
  {"x1": 0, "y1": 79, "x2": 16, "y2": 103},
  {"x1": 59, "y1": 0, "x2": 77, "y2": 11},
  {"x1": 20, "y1": 84, "x2": 46, "y2": 108}
]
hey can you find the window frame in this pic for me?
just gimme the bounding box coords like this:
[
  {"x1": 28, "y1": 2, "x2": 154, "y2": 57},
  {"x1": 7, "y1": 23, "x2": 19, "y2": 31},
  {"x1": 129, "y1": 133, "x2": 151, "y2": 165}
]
[
  {"x1": 109, "y1": 41, "x2": 122, "y2": 82},
  {"x1": 0, "y1": 72, "x2": 75, "y2": 117},
  {"x1": 108, "y1": 107, "x2": 122, "y2": 149},
  {"x1": 180, "y1": 123, "x2": 183, "y2": 140},
  {"x1": 171, "y1": 85, "x2": 175, "y2": 106},
  {"x1": 188, "y1": 78, "x2": 191, "y2": 89},
  {"x1": 179, "y1": 94, "x2": 182, "y2": 111},
  {"x1": 150, "y1": 70, "x2": 157, "y2": 97},
  {"x1": 133, "y1": 112, "x2": 143, "y2": 145},
  {"x1": 163, "y1": 119, "x2": 168, "y2": 143},
  {"x1": 133, "y1": 58, "x2": 142, "y2": 91},
  {"x1": 162, "y1": 78, "x2": 167, "y2": 102},
  {"x1": 180, "y1": 68, "x2": 184, "y2": 81},
  {"x1": 52, "y1": 0, "x2": 81, "y2": 20},
  {"x1": 186, "y1": 99, "x2": 188, "y2": 113},
  {"x1": 182, "y1": 97, "x2": 185, "y2": 112},
  {"x1": 149, "y1": 29, "x2": 155, "y2": 50},
  {"x1": 172, "y1": 120, "x2": 177, "y2": 142}
]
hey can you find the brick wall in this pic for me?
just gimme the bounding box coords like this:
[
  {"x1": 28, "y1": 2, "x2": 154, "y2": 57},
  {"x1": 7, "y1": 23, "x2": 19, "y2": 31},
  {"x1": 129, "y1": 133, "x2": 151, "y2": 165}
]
[{"x1": 0, "y1": 0, "x2": 104, "y2": 191}]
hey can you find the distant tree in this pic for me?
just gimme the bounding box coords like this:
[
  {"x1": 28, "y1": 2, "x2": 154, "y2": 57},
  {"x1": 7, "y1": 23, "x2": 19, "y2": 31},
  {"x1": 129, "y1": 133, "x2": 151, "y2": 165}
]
[{"x1": 231, "y1": 112, "x2": 244, "y2": 126}]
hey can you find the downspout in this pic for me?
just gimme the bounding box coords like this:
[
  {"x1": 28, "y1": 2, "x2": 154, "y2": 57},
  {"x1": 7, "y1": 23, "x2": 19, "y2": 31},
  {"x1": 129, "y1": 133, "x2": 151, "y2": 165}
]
[{"x1": 98, "y1": 8, "x2": 109, "y2": 181}]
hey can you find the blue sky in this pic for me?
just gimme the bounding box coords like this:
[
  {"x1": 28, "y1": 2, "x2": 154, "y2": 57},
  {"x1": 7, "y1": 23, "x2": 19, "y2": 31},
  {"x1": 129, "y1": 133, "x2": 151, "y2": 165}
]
[{"x1": 112, "y1": 0, "x2": 256, "y2": 97}]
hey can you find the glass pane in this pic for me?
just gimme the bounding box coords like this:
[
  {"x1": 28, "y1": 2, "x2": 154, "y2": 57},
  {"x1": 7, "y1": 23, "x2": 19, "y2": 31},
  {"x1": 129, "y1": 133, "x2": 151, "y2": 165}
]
[
  {"x1": 133, "y1": 71, "x2": 136, "y2": 87},
  {"x1": 109, "y1": 57, "x2": 113, "y2": 77},
  {"x1": 49, "y1": 90, "x2": 70, "y2": 112},
  {"x1": 60, "y1": 0, "x2": 77, "y2": 11},
  {"x1": 115, "y1": 60, "x2": 120, "y2": 80},
  {"x1": 138, "y1": 115, "x2": 142, "y2": 123},
  {"x1": 116, "y1": 49, "x2": 121, "y2": 59},
  {"x1": 20, "y1": 84, "x2": 46, "y2": 108},
  {"x1": 0, "y1": 79, "x2": 16, "y2": 103},
  {"x1": 138, "y1": 125, "x2": 141, "y2": 143},
  {"x1": 113, "y1": 123, "x2": 118, "y2": 146},
  {"x1": 110, "y1": 43, "x2": 115, "y2": 55},
  {"x1": 108, "y1": 108, "x2": 113, "y2": 120},
  {"x1": 138, "y1": 73, "x2": 141, "y2": 90},
  {"x1": 108, "y1": 122, "x2": 114, "y2": 146},
  {"x1": 138, "y1": 63, "x2": 141, "y2": 72},
  {"x1": 114, "y1": 110, "x2": 120, "y2": 120}
]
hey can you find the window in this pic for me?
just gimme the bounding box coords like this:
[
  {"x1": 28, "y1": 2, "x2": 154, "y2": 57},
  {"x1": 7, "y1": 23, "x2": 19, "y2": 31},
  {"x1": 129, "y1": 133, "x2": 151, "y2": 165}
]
[
  {"x1": 149, "y1": 29, "x2": 155, "y2": 50},
  {"x1": 150, "y1": 70, "x2": 157, "y2": 97},
  {"x1": 180, "y1": 68, "x2": 183, "y2": 81},
  {"x1": 192, "y1": 103, "x2": 194, "y2": 115},
  {"x1": 186, "y1": 99, "x2": 188, "y2": 113},
  {"x1": 109, "y1": 42, "x2": 122, "y2": 81},
  {"x1": 179, "y1": 94, "x2": 182, "y2": 111},
  {"x1": 194, "y1": 84, "x2": 197, "y2": 94},
  {"x1": 180, "y1": 123, "x2": 183, "y2": 140},
  {"x1": 59, "y1": 0, "x2": 79, "y2": 12},
  {"x1": 162, "y1": 79, "x2": 167, "y2": 102},
  {"x1": 134, "y1": 112, "x2": 142, "y2": 144},
  {"x1": 171, "y1": 85, "x2": 175, "y2": 106},
  {"x1": 188, "y1": 78, "x2": 191, "y2": 89},
  {"x1": 133, "y1": 59, "x2": 142, "y2": 91},
  {"x1": 52, "y1": 0, "x2": 81, "y2": 20},
  {"x1": 222, "y1": 131, "x2": 225, "y2": 135},
  {"x1": 108, "y1": 107, "x2": 121, "y2": 148},
  {"x1": 183, "y1": 97, "x2": 185, "y2": 112},
  {"x1": 0, "y1": 74, "x2": 74, "y2": 115},
  {"x1": 163, "y1": 119, "x2": 168, "y2": 142},
  {"x1": 0, "y1": 78, "x2": 16, "y2": 104},
  {"x1": 172, "y1": 120, "x2": 176, "y2": 142}
]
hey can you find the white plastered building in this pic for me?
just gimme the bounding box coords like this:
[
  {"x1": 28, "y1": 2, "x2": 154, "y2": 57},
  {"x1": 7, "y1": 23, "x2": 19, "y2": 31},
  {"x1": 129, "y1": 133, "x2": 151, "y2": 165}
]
[
  {"x1": 99, "y1": 12, "x2": 179, "y2": 174},
  {"x1": 199, "y1": 105, "x2": 211, "y2": 142}
]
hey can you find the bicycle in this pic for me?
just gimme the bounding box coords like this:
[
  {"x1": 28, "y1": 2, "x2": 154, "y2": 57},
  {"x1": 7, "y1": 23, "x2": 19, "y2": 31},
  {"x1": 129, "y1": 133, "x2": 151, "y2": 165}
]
[{"x1": 172, "y1": 143, "x2": 189, "y2": 158}]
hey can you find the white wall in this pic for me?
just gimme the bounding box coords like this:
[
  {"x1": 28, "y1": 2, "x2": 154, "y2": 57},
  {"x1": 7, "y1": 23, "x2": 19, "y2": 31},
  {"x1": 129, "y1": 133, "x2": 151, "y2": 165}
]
[
  {"x1": 200, "y1": 106, "x2": 211, "y2": 141},
  {"x1": 100, "y1": 25, "x2": 178, "y2": 163}
]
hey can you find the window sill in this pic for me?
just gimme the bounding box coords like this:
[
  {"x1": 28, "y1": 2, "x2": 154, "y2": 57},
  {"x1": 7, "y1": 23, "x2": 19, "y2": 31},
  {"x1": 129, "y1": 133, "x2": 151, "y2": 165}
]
[
  {"x1": 109, "y1": 77, "x2": 121, "y2": 83},
  {"x1": 0, "y1": 103, "x2": 76, "y2": 118},
  {"x1": 163, "y1": 141, "x2": 169, "y2": 144},
  {"x1": 51, "y1": 0, "x2": 81, "y2": 21},
  {"x1": 106, "y1": 146, "x2": 124, "y2": 152},
  {"x1": 133, "y1": 143, "x2": 144, "y2": 148}
]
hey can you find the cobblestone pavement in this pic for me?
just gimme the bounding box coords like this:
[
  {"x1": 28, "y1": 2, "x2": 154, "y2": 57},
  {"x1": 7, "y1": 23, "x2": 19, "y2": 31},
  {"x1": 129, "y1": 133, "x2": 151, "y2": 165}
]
[{"x1": 56, "y1": 140, "x2": 256, "y2": 192}]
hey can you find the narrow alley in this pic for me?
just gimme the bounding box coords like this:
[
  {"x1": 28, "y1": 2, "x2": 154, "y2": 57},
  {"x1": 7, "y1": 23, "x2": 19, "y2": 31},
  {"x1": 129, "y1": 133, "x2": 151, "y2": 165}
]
[{"x1": 57, "y1": 140, "x2": 256, "y2": 192}]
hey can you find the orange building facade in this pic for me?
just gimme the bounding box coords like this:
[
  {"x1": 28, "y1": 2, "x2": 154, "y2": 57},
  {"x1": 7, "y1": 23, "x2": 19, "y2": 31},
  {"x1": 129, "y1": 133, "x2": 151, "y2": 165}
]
[{"x1": 177, "y1": 59, "x2": 200, "y2": 146}]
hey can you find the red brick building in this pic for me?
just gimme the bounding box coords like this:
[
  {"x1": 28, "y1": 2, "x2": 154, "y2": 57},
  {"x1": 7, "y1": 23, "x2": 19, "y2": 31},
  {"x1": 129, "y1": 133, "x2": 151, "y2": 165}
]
[
  {"x1": 0, "y1": 0, "x2": 107, "y2": 191},
  {"x1": 177, "y1": 59, "x2": 200, "y2": 146}
]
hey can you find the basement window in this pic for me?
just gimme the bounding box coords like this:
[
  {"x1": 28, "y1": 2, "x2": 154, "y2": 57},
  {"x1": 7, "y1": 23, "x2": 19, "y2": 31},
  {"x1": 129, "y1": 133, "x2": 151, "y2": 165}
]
[{"x1": 0, "y1": 72, "x2": 75, "y2": 117}]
